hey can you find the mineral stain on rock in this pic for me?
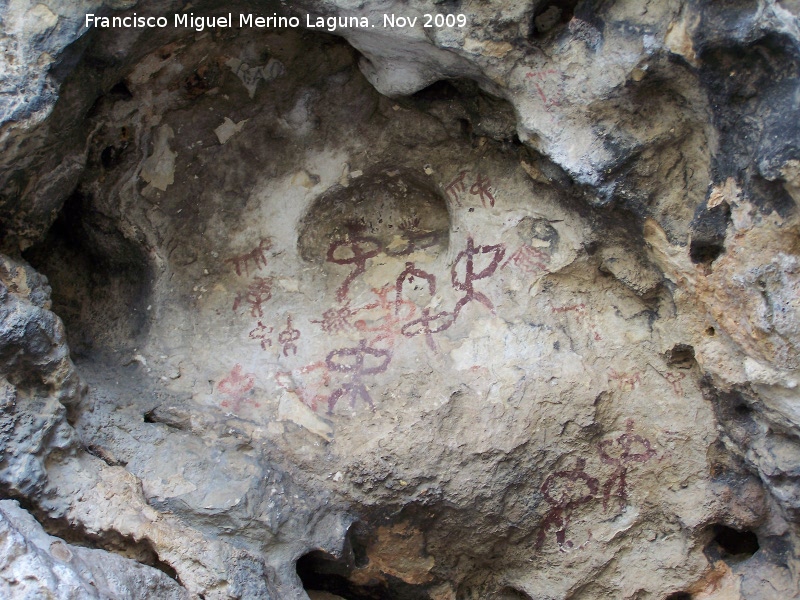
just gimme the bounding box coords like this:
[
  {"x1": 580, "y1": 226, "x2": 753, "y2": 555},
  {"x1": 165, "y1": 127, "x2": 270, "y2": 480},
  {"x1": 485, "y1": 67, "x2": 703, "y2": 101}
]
[{"x1": 1, "y1": 1, "x2": 799, "y2": 599}]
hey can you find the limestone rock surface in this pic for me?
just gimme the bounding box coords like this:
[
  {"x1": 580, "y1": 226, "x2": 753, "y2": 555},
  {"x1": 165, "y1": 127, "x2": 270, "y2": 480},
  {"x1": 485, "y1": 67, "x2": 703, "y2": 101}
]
[
  {"x1": 0, "y1": 1, "x2": 799, "y2": 599},
  {"x1": 0, "y1": 499, "x2": 188, "y2": 600}
]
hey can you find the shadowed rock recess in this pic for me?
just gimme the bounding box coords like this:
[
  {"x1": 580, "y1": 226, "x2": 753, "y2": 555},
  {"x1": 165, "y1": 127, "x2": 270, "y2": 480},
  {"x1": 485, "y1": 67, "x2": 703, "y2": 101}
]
[{"x1": 1, "y1": 0, "x2": 800, "y2": 598}]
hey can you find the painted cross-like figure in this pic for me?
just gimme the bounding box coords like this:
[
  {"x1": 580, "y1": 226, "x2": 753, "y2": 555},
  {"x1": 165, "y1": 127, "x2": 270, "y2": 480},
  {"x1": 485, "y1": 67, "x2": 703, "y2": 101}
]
[
  {"x1": 325, "y1": 340, "x2": 392, "y2": 414},
  {"x1": 354, "y1": 285, "x2": 415, "y2": 350},
  {"x1": 469, "y1": 173, "x2": 496, "y2": 208},
  {"x1": 608, "y1": 368, "x2": 641, "y2": 392},
  {"x1": 526, "y1": 69, "x2": 563, "y2": 112},
  {"x1": 663, "y1": 371, "x2": 686, "y2": 397},
  {"x1": 233, "y1": 277, "x2": 274, "y2": 317},
  {"x1": 451, "y1": 237, "x2": 506, "y2": 318},
  {"x1": 444, "y1": 170, "x2": 470, "y2": 206},
  {"x1": 278, "y1": 316, "x2": 301, "y2": 356},
  {"x1": 597, "y1": 419, "x2": 656, "y2": 511},
  {"x1": 327, "y1": 225, "x2": 382, "y2": 302}
]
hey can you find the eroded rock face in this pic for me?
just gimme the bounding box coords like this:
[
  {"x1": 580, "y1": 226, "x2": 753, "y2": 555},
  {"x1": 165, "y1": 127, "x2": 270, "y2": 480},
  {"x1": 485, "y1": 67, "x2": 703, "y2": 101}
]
[
  {"x1": 1, "y1": 1, "x2": 799, "y2": 599},
  {"x1": 0, "y1": 499, "x2": 188, "y2": 600}
]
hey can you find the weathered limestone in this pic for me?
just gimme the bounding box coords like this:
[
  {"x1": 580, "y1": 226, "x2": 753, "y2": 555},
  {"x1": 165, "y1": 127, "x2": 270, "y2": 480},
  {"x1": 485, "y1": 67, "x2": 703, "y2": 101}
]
[
  {"x1": 0, "y1": 499, "x2": 188, "y2": 600},
  {"x1": 0, "y1": 1, "x2": 799, "y2": 599}
]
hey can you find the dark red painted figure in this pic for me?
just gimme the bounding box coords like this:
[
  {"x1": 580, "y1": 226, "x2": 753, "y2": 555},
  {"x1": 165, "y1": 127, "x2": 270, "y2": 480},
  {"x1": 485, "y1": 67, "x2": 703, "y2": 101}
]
[
  {"x1": 233, "y1": 277, "x2": 273, "y2": 317},
  {"x1": 469, "y1": 173, "x2": 496, "y2": 208},
  {"x1": 325, "y1": 340, "x2": 392, "y2": 414},
  {"x1": 226, "y1": 238, "x2": 272, "y2": 276},
  {"x1": 326, "y1": 225, "x2": 382, "y2": 302},
  {"x1": 278, "y1": 316, "x2": 301, "y2": 356},
  {"x1": 249, "y1": 321, "x2": 273, "y2": 350},
  {"x1": 401, "y1": 308, "x2": 454, "y2": 350},
  {"x1": 536, "y1": 458, "x2": 599, "y2": 550},
  {"x1": 395, "y1": 262, "x2": 437, "y2": 314},
  {"x1": 597, "y1": 419, "x2": 656, "y2": 511},
  {"x1": 444, "y1": 170, "x2": 469, "y2": 206},
  {"x1": 451, "y1": 237, "x2": 505, "y2": 318}
]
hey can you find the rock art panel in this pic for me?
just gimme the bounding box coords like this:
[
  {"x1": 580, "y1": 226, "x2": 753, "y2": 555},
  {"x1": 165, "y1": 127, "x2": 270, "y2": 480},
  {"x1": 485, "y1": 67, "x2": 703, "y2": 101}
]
[{"x1": 0, "y1": 5, "x2": 797, "y2": 600}]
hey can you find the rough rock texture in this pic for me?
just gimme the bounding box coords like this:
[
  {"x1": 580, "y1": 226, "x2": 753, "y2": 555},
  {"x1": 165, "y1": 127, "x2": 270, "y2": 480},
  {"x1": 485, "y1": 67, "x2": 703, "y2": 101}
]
[
  {"x1": 0, "y1": 499, "x2": 188, "y2": 599},
  {"x1": 0, "y1": 0, "x2": 799, "y2": 599}
]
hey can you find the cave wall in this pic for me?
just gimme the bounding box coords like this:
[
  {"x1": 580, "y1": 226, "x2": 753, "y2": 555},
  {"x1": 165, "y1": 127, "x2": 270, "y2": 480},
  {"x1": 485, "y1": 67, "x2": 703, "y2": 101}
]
[{"x1": 1, "y1": 1, "x2": 800, "y2": 599}]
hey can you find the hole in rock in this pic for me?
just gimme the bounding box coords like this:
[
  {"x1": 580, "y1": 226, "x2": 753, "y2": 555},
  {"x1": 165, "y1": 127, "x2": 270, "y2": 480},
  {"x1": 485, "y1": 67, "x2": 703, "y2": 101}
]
[
  {"x1": 664, "y1": 593, "x2": 692, "y2": 600},
  {"x1": 689, "y1": 240, "x2": 725, "y2": 265},
  {"x1": 689, "y1": 201, "x2": 730, "y2": 265},
  {"x1": 108, "y1": 80, "x2": 133, "y2": 100},
  {"x1": 298, "y1": 170, "x2": 450, "y2": 304},
  {"x1": 666, "y1": 344, "x2": 696, "y2": 368},
  {"x1": 494, "y1": 586, "x2": 534, "y2": 599},
  {"x1": 23, "y1": 190, "x2": 152, "y2": 358},
  {"x1": 298, "y1": 170, "x2": 449, "y2": 266},
  {"x1": 706, "y1": 525, "x2": 759, "y2": 561},
  {"x1": 411, "y1": 79, "x2": 462, "y2": 102},
  {"x1": 296, "y1": 550, "x2": 382, "y2": 600},
  {"x1": 296, "y1": 545, "x2": 434, "y2": 600},
  {"x1": 530, "y1": 0, "x2": 579, "y2": 38}
]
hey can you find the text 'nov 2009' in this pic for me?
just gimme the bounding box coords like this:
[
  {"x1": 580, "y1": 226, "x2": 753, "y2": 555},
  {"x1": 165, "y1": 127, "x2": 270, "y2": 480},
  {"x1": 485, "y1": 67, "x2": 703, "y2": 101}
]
[{"x1": 83, "y1": 12, "x2": 468, "y2": 33}]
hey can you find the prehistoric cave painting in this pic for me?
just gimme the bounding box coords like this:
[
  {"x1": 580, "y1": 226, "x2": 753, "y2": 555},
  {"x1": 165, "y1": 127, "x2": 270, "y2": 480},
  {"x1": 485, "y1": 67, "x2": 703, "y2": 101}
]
[
  {"x1": 608, "y1": 368, "x2": 642, "y2": 392},
  {"x1": 552, "y1": 303, "x2": 586, "y2": 317},
  {"x1": 503, "y1": 217, "x2": 559, "y2": 274},
  {"x1": 536, "y1": 422, "x2": 657, "y2": 549},
  {"x1": 395, "y1": 262, "x2": 436, "y2": 313},
  {"x1": 536, "y1": 458, "x2": 599, "y2": 550},
  {"x1": 444, "y1": 170, "x2": 498, "y2": 208},
  {"x1": 326, "y1": 224, "x2": 382, "y2": 302},
  {"x1": 276, "y1": 362, "x2": 331, "y2": 413},
  {"x1": 401, "y1": 308, "x2": 455, "y2": 351},
  {"x1": 503, "y1": 245, "x2": 550, "y2": 274},
  {"x1": 232, "y1": 276, "x2": 274, "y2": 317},
  {"x1": 278, "y1": 316, "x2": 301, "y2": 357},
  {"x1": 312, "y1": 302, "x2": 359, "y2": 334},
  {"x1": 552, "y1": 302, "x2": 603, "y2": 342},
  {"x1": 249, "y1": 321, "x2": 273, "y2": 350},
  {"x1": 597, "y1": 420, "x2": 656, "y2": 511},
  {"x1": 218, "y1": 364, "x2": 257, "y2": 411},
  {"x1": 526, "y1": 69, "x2": 564, "y2": 112},
  {"x1": 444, "y1": 170, "x2": 470, "y2": 206},
  {"x1": 451, "y1": 237, "x2": 506, "y2": 318},
  {"x1": 387, "y1": 217, "x2": 444, "y2": 257},
  {"x1": 470, "y1": 173, "x2": 496, "y2": 208},
  {"x1": 226, "y1": 238, "x2": 272, "y2": 276},
  {"x1": 663, "y1": 371, "x2": 686, "y2": 397},
  {"x1": 324, "y1": 340, "x2": 392, "y2": 414},
  {"x1": 354, "y1": 285, "x2": 416, "y2": 350}
]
